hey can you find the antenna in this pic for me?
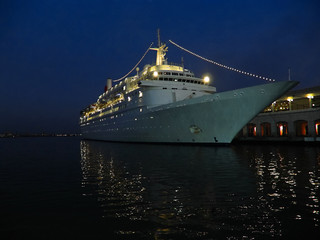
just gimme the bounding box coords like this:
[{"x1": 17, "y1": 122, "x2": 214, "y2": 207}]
[
  {"x1": 157, "y1": 29, "x2": 161, "y2": 47},
  {"x1": 288, "y1": 68, "x2": 291, "y2": 81}
]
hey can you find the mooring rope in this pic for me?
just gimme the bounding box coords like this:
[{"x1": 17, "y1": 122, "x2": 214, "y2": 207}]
[
  {"x1": 169, "y1": 40, "x2": 275, "y2": 82},
  {"x1": 113, "y1": 42, "x2": 154, "y2": 82}
]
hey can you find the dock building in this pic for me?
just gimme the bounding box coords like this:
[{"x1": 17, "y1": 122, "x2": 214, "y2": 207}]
[{"x1": 237, "y1": 85, "x2": 320, "y2": 142}]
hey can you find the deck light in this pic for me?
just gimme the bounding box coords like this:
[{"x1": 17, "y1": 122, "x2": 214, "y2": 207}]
[
  {"x1": 153, "y1": 71, "x2": 158, "y2": 77},
  {"x1": 204, "y1": 76, "x2": 210, "y2": 83},
  {"x1": 287, "y1": 97, "x2": 293, "y2": 110},
  {"x1": 307, "y1": 94, "x2": 314, "y2": 108}
]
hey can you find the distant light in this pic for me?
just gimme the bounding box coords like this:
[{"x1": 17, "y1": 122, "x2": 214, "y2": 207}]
[
  {"x1": 203, "y1": 76, "x2": 210, "y2": 83},
  {"x1": 287, "y1": 97, "x2": 293, "y2": 102},
  {"x1": 153, "y1": 71, "x2": 158, "y2": 77},
  {"x1": 307, "y1": 94, "x2": 314, "y2": 99}
]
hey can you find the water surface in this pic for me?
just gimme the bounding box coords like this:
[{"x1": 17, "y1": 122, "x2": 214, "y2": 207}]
[{"x1": 1, "y1": 137, "x2": 319, "y2": 239}]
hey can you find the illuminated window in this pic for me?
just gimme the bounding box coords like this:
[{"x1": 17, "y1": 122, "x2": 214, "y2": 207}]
[
  {"x1": 315, "y1": 120, "x2": 320, "y2": 136},
  {"x1": 247, "y1": 123, "x2": 257, "y2": 137},
  {"x1": 294, "y1": 120, "x2": 308, "y2": 136},
  {"x1": 277, "y1": 122, "x2": 288, "y2": 136},
  {"x1": 261, "y1": 122, "x2": 271, "y2": 136}
]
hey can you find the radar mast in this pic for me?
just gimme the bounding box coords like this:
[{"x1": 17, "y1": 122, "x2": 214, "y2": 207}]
[{"x1": 150, "y1": 29, "x2": 168, "y2": 65}]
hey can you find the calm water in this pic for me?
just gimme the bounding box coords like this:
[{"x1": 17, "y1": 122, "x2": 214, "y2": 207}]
[{"x1": 1, "y1": 137, "x2": 319, "y2": 239}]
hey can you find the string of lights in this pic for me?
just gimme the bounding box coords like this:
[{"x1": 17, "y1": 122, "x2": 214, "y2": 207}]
[
  {"x1": 113, "y1": 42, "x2": 154, "y2": 82},
  {"x1": 169, "y1": 40, "x2": 275, "y2": 82}
]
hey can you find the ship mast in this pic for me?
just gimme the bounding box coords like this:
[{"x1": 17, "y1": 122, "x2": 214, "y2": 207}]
[
  {"x1": 150, "y1": 29, "x2": 168, "y2": 65},
  {"x1": 157, "y1": 28, "x2": 161, "y2": 48}
]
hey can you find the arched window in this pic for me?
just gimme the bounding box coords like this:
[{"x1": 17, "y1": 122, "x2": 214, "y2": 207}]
[
  {"x1": 315, "y1": 119, "x2": 320, "y2": 136},
  {"x1": 247, "y1": 123, "x2": 257, "y2": 137},
  {"x1": 294, "y1": 120, "x2": 308, "y2": 136},
  {"x1": 277, "y1": 122, "x2": 288, "y2": 136},
  {"x1": 261, "y1": 122, "x2": 271, "y2": 137}
]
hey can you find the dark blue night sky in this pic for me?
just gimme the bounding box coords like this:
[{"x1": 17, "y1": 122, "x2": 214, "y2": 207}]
[{"x1": 1, "y1": 0, "x2": 319, "y2": 133}]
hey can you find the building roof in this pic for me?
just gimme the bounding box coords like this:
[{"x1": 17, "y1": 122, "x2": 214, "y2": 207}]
[{"x1": 278, "y1": 84, "x2": 320, "y2": 100}]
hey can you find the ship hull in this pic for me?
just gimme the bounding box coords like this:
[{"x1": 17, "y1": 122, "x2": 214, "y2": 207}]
[{"x1": 81, "y1": 81, "x2": 298, "y2": 144}]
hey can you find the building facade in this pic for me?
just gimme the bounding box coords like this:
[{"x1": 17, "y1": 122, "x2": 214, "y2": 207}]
[{"x1": 237, "y1": 85, "x2": 320, "y2": 142}]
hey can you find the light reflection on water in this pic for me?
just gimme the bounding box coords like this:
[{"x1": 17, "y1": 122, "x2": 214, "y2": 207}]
[{"x1": 80, "y1": 141, "x2": 320, "y2": 239}]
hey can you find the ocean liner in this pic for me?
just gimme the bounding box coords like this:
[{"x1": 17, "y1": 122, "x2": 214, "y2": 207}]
[{"x1": 80, "y1": 35, "x2": 298, "y2": 144}]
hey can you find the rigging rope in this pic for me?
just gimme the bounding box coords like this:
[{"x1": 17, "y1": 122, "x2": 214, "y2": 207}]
[
  {"x1": 169, "y1": 40, "x2": 275, "y2": 82},
  {"x1": 113, "y1": 42, "x2": 154, "y2": 82}
]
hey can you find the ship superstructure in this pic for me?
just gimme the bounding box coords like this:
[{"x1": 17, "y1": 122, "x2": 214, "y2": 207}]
[{"x1": 80, "y1": 34, "x2": 298, "y2": 144}]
